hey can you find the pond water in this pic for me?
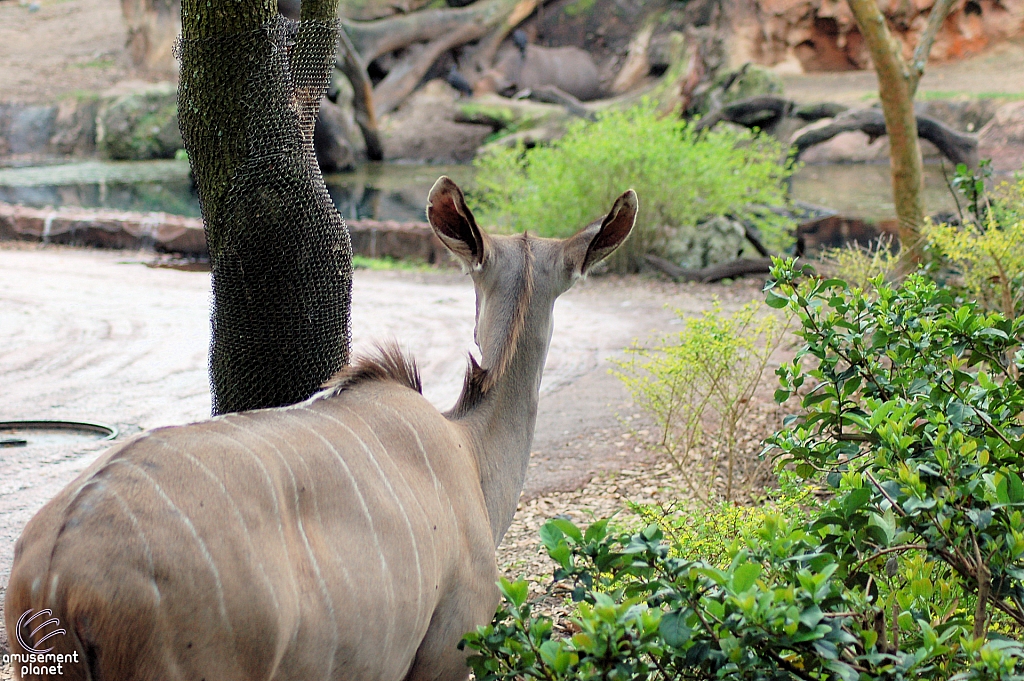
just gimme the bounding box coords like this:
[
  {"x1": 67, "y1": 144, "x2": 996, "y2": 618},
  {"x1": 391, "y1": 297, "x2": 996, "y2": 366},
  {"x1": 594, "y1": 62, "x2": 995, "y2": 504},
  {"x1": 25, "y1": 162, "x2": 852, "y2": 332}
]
[{"x1": 0, "y1": 159, "x2": 961, "y2": 224}]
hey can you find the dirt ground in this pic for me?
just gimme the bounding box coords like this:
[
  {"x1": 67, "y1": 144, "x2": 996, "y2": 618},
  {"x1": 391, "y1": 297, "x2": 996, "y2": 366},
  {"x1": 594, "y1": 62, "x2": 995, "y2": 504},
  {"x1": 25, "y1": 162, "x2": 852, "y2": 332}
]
[{"x1": 0, "y1": 242, "x2": 774, "y2": 654}]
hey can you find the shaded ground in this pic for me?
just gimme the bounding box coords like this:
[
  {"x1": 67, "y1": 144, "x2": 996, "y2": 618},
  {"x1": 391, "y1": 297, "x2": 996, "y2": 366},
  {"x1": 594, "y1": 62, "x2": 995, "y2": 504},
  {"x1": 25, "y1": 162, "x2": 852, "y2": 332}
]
[{"x1": 0, "y1": 242, "x2": 768, "y2": 652}]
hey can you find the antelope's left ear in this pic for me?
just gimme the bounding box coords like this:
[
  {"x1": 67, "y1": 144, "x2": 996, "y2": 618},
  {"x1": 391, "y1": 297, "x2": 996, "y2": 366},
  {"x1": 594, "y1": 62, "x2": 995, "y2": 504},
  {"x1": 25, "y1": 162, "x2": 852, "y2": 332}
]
[
  {"x1": 426, "y1": 176, "x2": 489, "y2": 270},
  {"x1": 564, "y1": 189, "x2": 638, "y2": 277}
]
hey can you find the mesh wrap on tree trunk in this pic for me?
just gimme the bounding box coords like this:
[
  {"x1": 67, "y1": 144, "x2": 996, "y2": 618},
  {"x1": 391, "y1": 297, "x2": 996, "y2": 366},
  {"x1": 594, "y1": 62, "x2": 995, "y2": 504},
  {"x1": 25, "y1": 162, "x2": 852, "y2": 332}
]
[{"x1": 176, "y1": 17, "x2": 353, "y2": 415}]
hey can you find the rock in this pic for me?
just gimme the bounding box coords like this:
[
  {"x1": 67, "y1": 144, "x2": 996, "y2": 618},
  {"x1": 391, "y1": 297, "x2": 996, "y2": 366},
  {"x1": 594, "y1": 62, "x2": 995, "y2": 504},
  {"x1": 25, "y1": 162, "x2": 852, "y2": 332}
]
[
  {"x1": 915, "y1": 98, "x2": 1001, "y2": 133},
  {"x1": 732, "y1": 0, "x2": 1024, "y2": 73},
  {"x1": 720, "y1": 65, "x2": 784, "y2": 106},
  {"x1": 50, "y1": 98, "x2": 100, "y2": 157},
  {"x1": 381, "y1": 79, "x2": 492, "y2": 163},
  {"x1": 665, "y1": 215, "x2": 749, "y2": 270},
  {"x1": 97, "y1": 82, "x2": 182, "y2": 160},
  {"x1": 480, "y1": 44, "x2": 604, "y2": 102},
  {"x1": 978, "y1": 101, "x2": 1024, "y2": 172},
  {"x1": 8, "y1": 105, "x2": 58, "y2": 155}
]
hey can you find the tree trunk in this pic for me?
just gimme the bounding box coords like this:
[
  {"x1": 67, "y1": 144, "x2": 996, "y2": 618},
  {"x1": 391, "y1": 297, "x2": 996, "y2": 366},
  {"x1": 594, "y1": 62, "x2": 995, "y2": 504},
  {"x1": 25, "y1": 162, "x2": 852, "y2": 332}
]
[
  {"x1": 179, "y1": 0, "x2": 352, "y2": 414},
  {"x1": 845, "y1": 0, "x2": 956, "y2": 260},
  {"x1": 337, "y1": 27, "x2": 384, "y2": 160}
]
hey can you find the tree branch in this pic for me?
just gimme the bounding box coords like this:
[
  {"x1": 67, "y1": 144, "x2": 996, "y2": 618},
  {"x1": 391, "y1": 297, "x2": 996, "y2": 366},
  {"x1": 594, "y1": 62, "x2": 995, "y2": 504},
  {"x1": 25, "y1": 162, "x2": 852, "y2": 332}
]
[
  {"x1": 910, "y1": 0, "x2": 957, "y2": 93},
  {"x1": 336, "y1": 27, "x2": 383, "y2": 160},
  {"x1": 373, "y1": 22, "x2": 488, "y2": 114},
  {"x1": 790, "y1": 108, "x2": 977, "y2": 167},
  {"x1": 343, "y1": 0, "x2": 525, "y2": 64}
]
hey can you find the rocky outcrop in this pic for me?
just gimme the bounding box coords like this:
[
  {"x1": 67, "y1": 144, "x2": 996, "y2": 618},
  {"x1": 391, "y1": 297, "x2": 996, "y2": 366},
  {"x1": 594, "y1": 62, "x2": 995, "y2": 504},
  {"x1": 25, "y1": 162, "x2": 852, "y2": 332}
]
[
  {"x1": 97, "y1": 82, "x2": 182, "y2": 160},
  {"x1": 0, "y1": 98, "x2": 99, "y2": 160},
  {"x1": 730, "y1": 0, "x2": 1024, "y2": 72}
]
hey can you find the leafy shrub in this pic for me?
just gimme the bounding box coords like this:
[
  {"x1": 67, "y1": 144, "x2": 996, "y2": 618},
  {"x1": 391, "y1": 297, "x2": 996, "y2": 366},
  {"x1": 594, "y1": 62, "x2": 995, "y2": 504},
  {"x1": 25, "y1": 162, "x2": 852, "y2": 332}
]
[
  {"x1": 628, "y1": 473, "x2": 813, "y2": 568},
  {"x1": 767, "y1": 259, "x2": 1024, "y2": 644},
  {"x1": 819, "y1": 235, "x2": 900, "y2": 292},
  {"x1": 463, "y1": 259, "x2": 1024, "y2": 681},
  {"x1": 470, "y1": 104, "x2": 795, "y2": 270},
  {"x1": 612, "y1": 301, "x2": 788, "y2": 504},
  {"x1": 924, "y1": 163, "x2": 1024, "y2": 318}
]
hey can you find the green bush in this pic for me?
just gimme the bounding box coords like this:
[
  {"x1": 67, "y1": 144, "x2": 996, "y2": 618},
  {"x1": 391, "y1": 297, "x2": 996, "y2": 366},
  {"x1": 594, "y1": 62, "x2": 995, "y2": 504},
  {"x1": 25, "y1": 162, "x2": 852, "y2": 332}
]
[
  {"x1": 924, "y1": 164, "x2": 1024, "y2": 318},
  {"x1": 612, "y1": 301, "x2": 788, "y2": 504},
  {"x1": 462, "y1": 259, "x2": 1024, "y2": 681},
  {"x1": 470, "y1": 104, "x2": 795, "y2": 270}
]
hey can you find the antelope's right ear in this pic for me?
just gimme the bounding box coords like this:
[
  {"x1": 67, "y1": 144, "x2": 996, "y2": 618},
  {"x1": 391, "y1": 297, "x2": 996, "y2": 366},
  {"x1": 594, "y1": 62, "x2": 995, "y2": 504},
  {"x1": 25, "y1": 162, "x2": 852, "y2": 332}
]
[
  {"x1": 564, "y1": 189, "x2": 638, "y2": 277},
  {"x1": 426, "y1": 176, "x2": 488, "y2": 270}
]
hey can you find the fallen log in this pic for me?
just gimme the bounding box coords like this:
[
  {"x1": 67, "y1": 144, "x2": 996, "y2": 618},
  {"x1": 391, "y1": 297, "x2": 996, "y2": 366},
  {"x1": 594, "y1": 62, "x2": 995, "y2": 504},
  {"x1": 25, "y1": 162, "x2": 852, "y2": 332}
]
[
  {"x1": 342, "y1": 0, "x2": 531, "y2": 64},
  {"x1": 520, "y1": 86, "x2": 596, "y2": 121},
  {"x1": 791, "y1": 108, "x2": 978, "y2": 167},
  {"x1": 694, "y1": 94, "x2": 793, "y2": 134},
  {"x1": 644, "y1": 254, "x2": 773, "y2": 283},
  {"x1": 373, "y1": 22, "x2": 488, "y2": 114}
]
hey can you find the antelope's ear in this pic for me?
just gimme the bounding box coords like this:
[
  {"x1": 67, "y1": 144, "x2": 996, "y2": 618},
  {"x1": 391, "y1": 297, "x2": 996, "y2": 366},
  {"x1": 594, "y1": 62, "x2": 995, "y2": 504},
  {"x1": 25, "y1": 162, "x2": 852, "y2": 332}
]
[
  {"x1": 564, "y1": 189, "x2": 638, "y2": 276},
  {"x1": 426, "y1": 176, "x2": 488, "y2": 270}
]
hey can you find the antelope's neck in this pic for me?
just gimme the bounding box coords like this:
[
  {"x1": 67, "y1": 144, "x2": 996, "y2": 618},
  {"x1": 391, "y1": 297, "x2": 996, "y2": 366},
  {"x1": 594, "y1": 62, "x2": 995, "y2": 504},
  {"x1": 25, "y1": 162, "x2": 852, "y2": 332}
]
[{"x1": 460, "y1": 306, "x2": 554, "y2": 547}]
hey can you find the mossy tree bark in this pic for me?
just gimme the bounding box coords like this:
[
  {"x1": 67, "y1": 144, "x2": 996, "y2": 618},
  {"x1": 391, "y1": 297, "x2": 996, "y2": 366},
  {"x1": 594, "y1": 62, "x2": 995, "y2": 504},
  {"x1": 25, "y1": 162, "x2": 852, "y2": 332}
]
[
  {"x1": 845, "y1": 0, "x2": 956, "y2": 260},
  {"x1": 179, "y1": 0, "x2": 350, "y2": 415}
]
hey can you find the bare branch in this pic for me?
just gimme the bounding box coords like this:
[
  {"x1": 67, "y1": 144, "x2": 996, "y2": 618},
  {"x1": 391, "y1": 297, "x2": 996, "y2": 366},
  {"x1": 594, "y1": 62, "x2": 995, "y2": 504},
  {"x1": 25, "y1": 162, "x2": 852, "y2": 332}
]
[{"x1": 910, "y1": 0, "x2": 957, "y2": 93}]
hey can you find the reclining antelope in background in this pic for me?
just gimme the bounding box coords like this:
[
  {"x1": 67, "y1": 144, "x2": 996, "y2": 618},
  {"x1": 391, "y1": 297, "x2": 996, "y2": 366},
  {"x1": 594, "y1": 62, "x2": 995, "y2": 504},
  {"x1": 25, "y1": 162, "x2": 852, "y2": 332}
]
[{"x1": 5, "y1": 177, "x2": 637, "y2": 681}]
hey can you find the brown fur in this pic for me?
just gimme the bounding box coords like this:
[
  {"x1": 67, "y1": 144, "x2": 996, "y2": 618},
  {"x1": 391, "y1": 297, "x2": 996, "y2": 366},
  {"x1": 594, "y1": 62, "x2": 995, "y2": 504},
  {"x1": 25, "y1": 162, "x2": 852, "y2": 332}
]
[
  {"x1": 2, "y1": 179, "x2": 638, "y2": 681},
  {"x1": 447, "y1": 234, "x2": 533, "y2": 418},
  {"x1": 323, "y1": 341, "x2": 423, "y2": 395}
]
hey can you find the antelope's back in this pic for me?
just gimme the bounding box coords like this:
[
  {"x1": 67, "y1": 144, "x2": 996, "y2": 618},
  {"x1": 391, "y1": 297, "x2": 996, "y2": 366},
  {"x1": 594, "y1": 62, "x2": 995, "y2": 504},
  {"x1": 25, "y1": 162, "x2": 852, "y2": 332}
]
[{"x1": 5, "y1": 382, "x2": 490, "y2": 681}]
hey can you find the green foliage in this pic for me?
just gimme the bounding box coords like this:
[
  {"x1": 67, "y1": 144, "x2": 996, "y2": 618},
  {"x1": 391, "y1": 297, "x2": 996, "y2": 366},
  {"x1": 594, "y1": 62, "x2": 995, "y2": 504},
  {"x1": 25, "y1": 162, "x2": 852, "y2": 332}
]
[
  {"x1": 351, "y1": 255, "x2": 434, "y2": 271},
  {"x1": 562, "y1": 0, "x2": 596, "y2": 16},
  {"x1": 629, "y1": 475, "x2": 813, "y2": 569},
  {"x1": 464, "y1": 259, "x2": 1024, "y2": 681},
  {"x1": 612, "y1": 301, "x2": 788, "y2": 504},
  {"x1": 819, "y1": 236, "x2": 900, "y2": 293},
  {"x1": 925, "y1": 164, "x2": 1024, "y2": 318},
  {"x1": 767, "y1": 258, "x2": 1024, "y2": 642},
  {"x1": 470, "y1": 104, "x2": 795, "y2": 270}
]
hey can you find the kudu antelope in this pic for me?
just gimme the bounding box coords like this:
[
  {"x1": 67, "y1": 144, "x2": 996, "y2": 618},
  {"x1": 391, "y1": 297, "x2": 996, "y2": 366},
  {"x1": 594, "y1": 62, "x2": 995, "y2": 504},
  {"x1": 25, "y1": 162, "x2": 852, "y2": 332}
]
[{"x1": 4, "y1": 177, "x2": 637, "y2": 681}]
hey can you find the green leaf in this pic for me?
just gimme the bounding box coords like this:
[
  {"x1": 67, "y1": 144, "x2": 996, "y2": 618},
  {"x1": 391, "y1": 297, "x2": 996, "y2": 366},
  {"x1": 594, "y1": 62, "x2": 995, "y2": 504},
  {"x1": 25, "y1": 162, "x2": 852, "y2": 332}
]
[
  {"x1": 539, "y1": 522, "x2": 564, "y2": 550},
  {"x1": 731, "y1": 562, "x2": 762, "y2": 592},
  {"x1": 659, "y1": 611, "x2": 692, "y2": 648},
  {"x1": 584, "y1": 518, "x2": 610, "y2": 543},
  {"x1": 499, "y1": 577, "x2": 529, "y2": 608},
  {"x1": 766, "y1": 290, "x2": 790, "y2": 309},
  {"x1": 547, "y1": 518, "x2": 584, "y2": 543}
]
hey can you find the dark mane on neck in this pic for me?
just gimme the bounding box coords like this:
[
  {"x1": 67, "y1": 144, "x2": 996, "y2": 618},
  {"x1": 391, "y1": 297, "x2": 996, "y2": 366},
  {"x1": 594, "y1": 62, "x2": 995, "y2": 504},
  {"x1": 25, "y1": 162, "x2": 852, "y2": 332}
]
[
  {"x1": 446, "y1": 234, "x2": 534, "y2": 419},
  {"x1": 323, "y1": 341, "x2": 423, "y2": 395}
]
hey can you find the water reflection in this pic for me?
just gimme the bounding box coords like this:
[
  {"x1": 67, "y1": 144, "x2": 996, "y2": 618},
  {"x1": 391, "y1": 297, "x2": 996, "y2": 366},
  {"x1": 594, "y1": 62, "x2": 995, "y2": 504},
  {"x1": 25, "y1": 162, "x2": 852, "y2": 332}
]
[
  {"x1": 0, "y1": 161, "x2": 476, "y2": 223},
  {"x1": 0, "y1": 159, "x2": 967, "y2": 224}
]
